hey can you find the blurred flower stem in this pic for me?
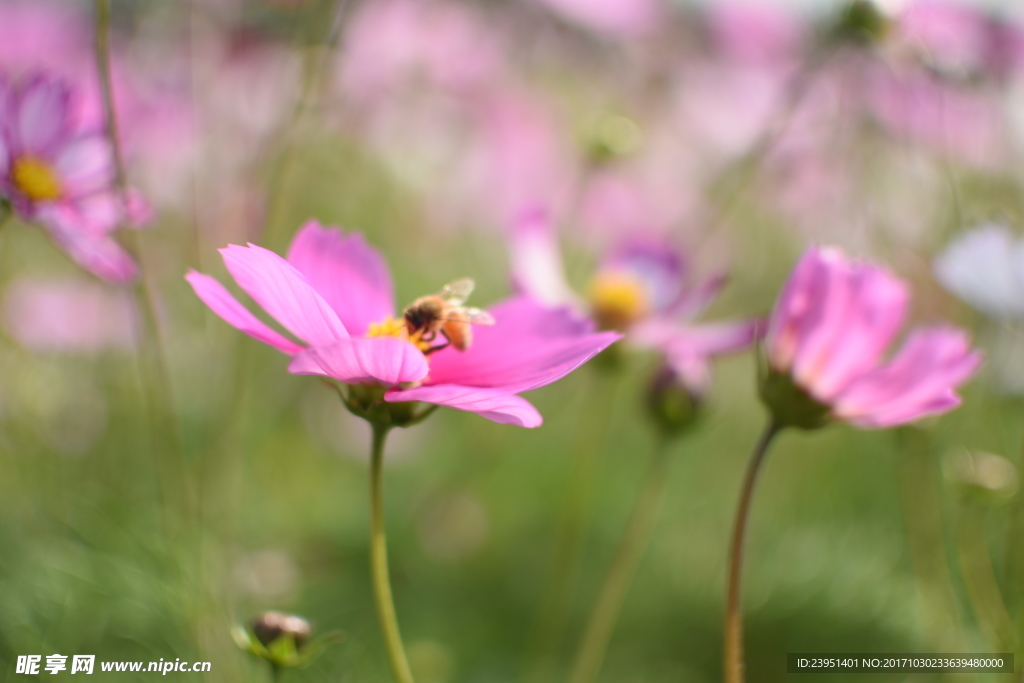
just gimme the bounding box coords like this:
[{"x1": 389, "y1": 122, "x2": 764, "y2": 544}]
[
  {"x1": 567, "y1": 434, "x2": 674, "y2": 683},
  {"x1": 262, "y1": 0, "x2": 352, "y2": 251},
  {"x1": 957, "y1": 501, "x2": 1015, "y2": 653},
  {"x1": 895, "y1": 428, "x2": 969, "y2": 655},
  {"x1": 369, "y1": 423, "x2": 416, "y2": 683},
  {"x1": 94, "y1": 0, "x2": 187, "y2": 522},
  {"x1": 724, "y1": 420, "x2": 781, "y2": 683},
  {"x1": 520, "y1": 370, "x2": 620, "y2": 683}
]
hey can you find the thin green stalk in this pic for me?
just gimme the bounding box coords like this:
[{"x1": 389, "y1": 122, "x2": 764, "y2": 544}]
[
  {"x1": 520, "y1": 370, "x2": 619, "y2": 683},
  {"x1": 895, "y1": 428, "x2": 969, "y2": 656},
  {"x1": 95, "y1": 0, "x2": 191, "y2": 518},
  {"x1": 567, "y1": 435, "x2": 674, "y2": 683},
  {"x1": 369, "y1": 424, "x2": 416, "y2": 683},
  {"x1": 723, "y1": 421, "x2": 781, "y2": 683},
  {"x1": 957, "y1": 502, "x2": 1015, "y2": 653},
  {"x1": 262, "y1": 0, "x2": 353, "y2": 250}
]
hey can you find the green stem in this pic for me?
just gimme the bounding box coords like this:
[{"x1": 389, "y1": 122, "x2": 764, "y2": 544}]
[
  {"x1": 957, "y1": 502, "x2": 1015, "y2": 652},
  {"x1": 369, "y1": 424, "x2": 416, "y2": 683},
  {"x1": 723, "y1": 421, "x2": 781, "y2": 683},
  {"x1": 567, "y1": 436, "x2": 674, "y2": 683},
  {"x1": 94, "y1": 0, "x2": 188, "y2": 525},
  {"x1": 520, "y1": 371, "x2": 619, "y2": 683},
  {"x1": 262, "y1": 0, "x2": 352, "y2": 250}
]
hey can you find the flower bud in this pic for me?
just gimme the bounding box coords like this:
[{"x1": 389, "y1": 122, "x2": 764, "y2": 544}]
[
  {"x1": 758, "y1": 365, "x2": 830, "y2": 431},
  {"x1": 252, "y1": 612, "x2": 311, "y2": 651},
  {"x1": 646, "y1": 363, "x2": 703, "y2": 436},
  {"x1": 233, "y1": 611, "x2": 343, "y2": 670},
  {"x1": 943, "y1": 449, "x2": 1018, "y2": 506},
  {"x1": 829, "y1": 0, "x2": 890, "y2": 46},
  {"x1": 583, "y1": 113, "x2": 643, "y2": 164}
]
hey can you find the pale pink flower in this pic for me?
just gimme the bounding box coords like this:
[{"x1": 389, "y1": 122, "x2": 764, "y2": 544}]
[
  {"x1": 509, "y1": 208, "x2": 759, "y2": 391},
  {"x1": 764, "y1": 246, "x2": 981, "y2": 428},
  {"x1": 0, "y1": 73, "x2": 151, "y2": 282},
  {"x1": 339, "y1": 0, "x2": 504, "y2": 104},
  {"x1": 707, "y1": 2, "x2": 806, "y2": 67},
  {"x1": 187, "y1": 221, "x2": 619, "y2": 427},
  {"x1": 527, "y1": 0, "x2": 664, "y2": 38},
  {"x1": 2, "y1": 277, "x2": 136, "y2": 352}
]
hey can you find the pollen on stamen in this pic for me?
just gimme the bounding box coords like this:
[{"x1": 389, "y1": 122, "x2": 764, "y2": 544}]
[
  {"x1": 367, "y1": 316, "x2": 432, "y2": 353},
  {"x1": 11, "y1": 156, "x2": 63, "y2": 202},
  {"x1": 588, "y1": 271, "x2": 651, "y2": 331}
]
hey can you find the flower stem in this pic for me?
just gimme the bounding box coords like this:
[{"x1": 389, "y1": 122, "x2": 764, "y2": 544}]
[
  {"x1": 520, "y1": 371, "x2": 620, "y2": 683},
  {"x1": 368, "y1": 423, "x2": 416, "y2": 683},
  {"x1": 567, "y1": 435, "x2": 674, "y2": 683},
  {"x1": 724, "y1": 420, "x2": 781, "y2": 683},
  {"x1": 957, "y1": 501, "x2": 1015, "y2": 652}
]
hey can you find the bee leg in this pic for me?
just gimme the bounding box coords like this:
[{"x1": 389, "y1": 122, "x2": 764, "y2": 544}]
[
  {"x1": 421, "y1": 331, "x2": 437, "y2": 342},
  {"x1": 423, "y1": 341, "x2": 449, "y2": 356}
]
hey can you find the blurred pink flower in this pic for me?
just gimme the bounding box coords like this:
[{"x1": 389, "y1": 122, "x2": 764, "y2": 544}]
[
  {"x1": 527, "y1": 0, "x2": 663, "y2": 38},
  {"x1": 867, "y1": 66, "x2": 1004, "y2": 167},
  {"x1": 509, "y1": 209, "x2": 759, "y2": 391},
  {"x1": 707, "y1": 2, "x2": 806, "y2": 67},
  {"x1": 2, "y1": 277, "x2": 136, "y2": 352},
  {"x1": 0, "y1": 1, "x2": 195, "y2": 212},
  {"x1": 187, "y1": 220, "x2": 618, "y2": 427},
  {"x1": 0, "y1": 73, "x2": 152, "y2": 282},
  {"x1": 892, "y1": 0, "x2": 1024, "y2": 78},
  {"x1": 765, "y1": 246, "x2": 981, "y2": 428},
  {"x1": 340, "y1": 0, "x2": 505, "y2": 103}
]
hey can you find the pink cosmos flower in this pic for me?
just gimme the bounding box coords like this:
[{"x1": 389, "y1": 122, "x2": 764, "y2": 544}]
[
  {"x1": 527, "y1": 0, "x2": 664, "y2": 38},
  {"x1": 2, "y1": 277, "x2": 136, "y2": 353},
  {"x1": 0, "y1": 73, "x2": 151, "y2": 282},
  {"x1": 186, "y1": 220, "x2": 619, "y2": 427},
  {"x1": 508, "y1": 208, "x2": 760, "y2": 391},
  {"x1": 764, "y1": 246, "x2": 981, "y2": 428}
]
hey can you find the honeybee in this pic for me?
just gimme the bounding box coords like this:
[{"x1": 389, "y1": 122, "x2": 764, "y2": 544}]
[{"x1": 403, "y1": 278, "x2": 495, "y2": 353}]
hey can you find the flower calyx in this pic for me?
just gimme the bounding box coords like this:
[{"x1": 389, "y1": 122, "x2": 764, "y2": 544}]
[
  {"x1": 232, "y1": 611, "x2": 343, "y2": 670},
  {"x1": 339, "y1": 382, "x2": 437, "y2": 429},
  {"x1": 758, "y1": 363, "x2": 830, "y2": 431}
]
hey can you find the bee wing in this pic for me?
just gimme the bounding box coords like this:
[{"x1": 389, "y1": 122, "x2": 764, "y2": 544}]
[
  {"x1": 461, "y1": 307, "x2": 495, "y2": 326},
  {"x1": 440, "y1": 278, "x2": 475, "y2": 305}
]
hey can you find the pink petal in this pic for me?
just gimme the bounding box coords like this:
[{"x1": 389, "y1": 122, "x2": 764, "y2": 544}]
[
  {"x1": 668, "y1": 272, "x2": 728, "y2": 320},
  {"x1": 15, "y1": 74, "x2": 72, "y2": 155},
  {"x1": 833, "y1": 327, "x2": 982, "y2": 427},
  {"x1": 659, "y1": 319, "x2": 764, "y2": 358},
  {"x1": 42, "y1": 219, "x2": 137, "y2": 283},
  {"x1": 286, "y1": 220, "x2": 395, "y2": 335},
  {"x1": 797, "y1": 262, "x2": 908, "y2": 400},
  {"x1": 385, "y1": 384, "x2": 543, "y2": 427},
  {"x1": 0, "y1": 77, "x2": 9, "y2": 176},
  {"x1": 287, "y1": 337, "x2": 428, "y2": 386},
  {"x1": 53, "y1": 134, "x2": 114, "y2": 197},
  {"x1": 766, "y1": 246, "x2": 838, "y2": 371},
  {"x1": 425, "y1": 296, "x2": 620, "y2": 393},
  {"x1": 185, "y1": 270, "x2": 304, "y2": 355},
  {"x1": 507, "y1": 207, "x2": 580, "y2": 309},
  {"x1": 220, "y1": 243, "x2": 349, "y2": 347}
]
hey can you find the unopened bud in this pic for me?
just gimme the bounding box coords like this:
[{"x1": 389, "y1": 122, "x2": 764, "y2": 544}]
[
  {"x1": 646, "y1": 363, "x2": 702, "y2": 436},
  {"x1": 829, "y1": 0, "x2": 890, "y2": 46},
  {"x1": 234, "y1": 611, "x2": 341, "y2": 670},
  {"x1": 251, "y1": 612, "x2": 311, "y2": 651},
  {"x1": 583, "y1": 113, "x2": 643, "y2": 164},
  {"x1": 943, "y1": 449, "x2": 1018, "y2": 506}
]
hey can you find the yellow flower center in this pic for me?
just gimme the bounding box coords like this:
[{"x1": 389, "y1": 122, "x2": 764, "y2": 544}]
[
  {"x1": 11, "y1": 156, "x2": 62, "y2": 202},
  {"x1": 588, "y1": 271, "x2": 650, "y2": 331},
  {"x1": 366, "y1": 316, "x2": 432, "y2": 353}
]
